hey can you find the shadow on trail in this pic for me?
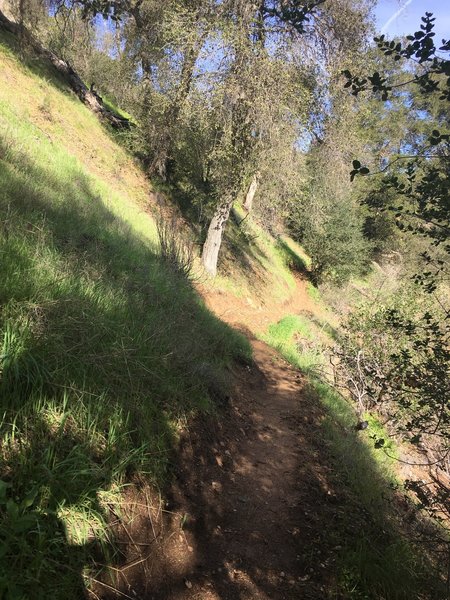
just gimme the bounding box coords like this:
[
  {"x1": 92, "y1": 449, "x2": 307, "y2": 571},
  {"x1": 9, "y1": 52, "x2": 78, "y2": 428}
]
[{"x1": 132, "y1": 332, "x2": 444, "y2": 600}]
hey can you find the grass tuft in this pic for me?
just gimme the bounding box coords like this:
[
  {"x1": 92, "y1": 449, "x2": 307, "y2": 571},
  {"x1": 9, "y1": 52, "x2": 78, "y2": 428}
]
[{"x1": 260, "y1": 314, "x2": 325, "y2": 373}]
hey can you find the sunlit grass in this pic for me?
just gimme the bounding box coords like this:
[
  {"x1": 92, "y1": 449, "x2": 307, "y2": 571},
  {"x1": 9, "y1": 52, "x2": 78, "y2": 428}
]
[
  {"x1": 102, "y1": 94, "x2": 136, "y2": 123},
  {"x1": 0, "y1": 29, "x2": 151, "y2": 210},
  {"x1": 215, "y1": 204, "x2": 304, "y2": 303},
  {"x1": 260, "y1": 314, "x2": 326, "y2": 372},
  {"x1": 0, "y1": 35, "x2": 251, "y2": 598},
  {"x1": 306, "y1": 281, "x2": 321, "y2": 303},
  {"x1": 277, "y1": 234, "x2": 312, "y2": 271}
]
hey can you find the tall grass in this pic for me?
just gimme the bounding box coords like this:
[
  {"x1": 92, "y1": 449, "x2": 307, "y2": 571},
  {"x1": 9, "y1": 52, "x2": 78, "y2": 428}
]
[{"x1": 0, "y1": 37, "x2": 250, "y2": 598}]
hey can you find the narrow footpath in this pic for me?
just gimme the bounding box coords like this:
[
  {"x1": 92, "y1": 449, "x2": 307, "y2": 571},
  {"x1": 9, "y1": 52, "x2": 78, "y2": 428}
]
[
  {"x1": 98, "y1": 277, "x2": 443, "y2": 600},
  {"x1": 103, "y1": 278, "x2": 343, "y2": 600},
  {"x1": 164, "y1": 335, "x2": 339, "y2": 600},
  {"x1": 151, "y1": 278, "x2": 341, "y2": 599}
]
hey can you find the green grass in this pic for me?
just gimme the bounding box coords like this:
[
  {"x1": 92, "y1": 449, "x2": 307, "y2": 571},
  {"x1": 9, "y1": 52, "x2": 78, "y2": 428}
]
[
  {"x1": 0, "y1": 36, "x2": 251, "y2": 599},
  {"x1": 306, "y1": 281, "x2": 321, "y2": 303},
  {"x1": 309, "y1": 381, "x2": 423, "y2": 600},
  {"x1": 260, "y1": 314, "x2": 325, "y2": 372},
  {"x1": 261, "y1": 314, "x2": 441, "y2": 599},
  {"x1": 212, "y1": 204, "x2": 306, "y2": 303},
  {"x1": 277, "y1": 234, "x2": 312, "y2": 272},
  {"x1": 102, "y1": 94, "x2": 136, "y2": 124}
]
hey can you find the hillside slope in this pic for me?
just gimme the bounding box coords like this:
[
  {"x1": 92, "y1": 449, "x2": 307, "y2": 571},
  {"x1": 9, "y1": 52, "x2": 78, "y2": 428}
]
[
  {"x1": 0, "y1": 29, "x2": 252, "y2": 599},
  {"x1": 0, "y1": 29, "x2": 444, "y2": 600},
  {"x1": 0, "y1": 28, "x2": 319, "y2": 600}
]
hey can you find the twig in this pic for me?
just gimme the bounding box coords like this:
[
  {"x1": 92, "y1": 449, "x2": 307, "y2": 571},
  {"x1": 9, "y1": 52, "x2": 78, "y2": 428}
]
[
  {"x1": 236, "y1": 213, "x2": 249, "y2": 227},
  {"x1": 46, "y1": 558, "x2": 138, "y2": 600},
  {"x1": 88, "y1": 577, "x2": 138, "y2": 600},
  {"x1": 382, "y1": 447, "x2": 450, "y2": 467},
  {"x1": 144, "y1": 489, "x2": 159, "y2": 543},
  {"x1": 88, "y1": 589, "x2": 101, "y2": 600},
  {"x1": 109, "y1": 508, "x2": 141, "y2": 556}
]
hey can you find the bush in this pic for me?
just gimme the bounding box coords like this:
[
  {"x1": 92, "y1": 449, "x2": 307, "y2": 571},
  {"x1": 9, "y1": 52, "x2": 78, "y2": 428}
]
[{"x1": 293, "y1": 195, "x2": 371, "y2": 284}]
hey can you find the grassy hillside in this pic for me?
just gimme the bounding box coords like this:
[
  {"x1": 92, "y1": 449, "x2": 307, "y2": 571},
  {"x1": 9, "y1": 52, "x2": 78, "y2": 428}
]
[
  {"x1": 0, "y1": 31, "x2": 254, "y2": 598},
  {"x1": 2, "y1": 27, "x2": 442, "y2": 600}
]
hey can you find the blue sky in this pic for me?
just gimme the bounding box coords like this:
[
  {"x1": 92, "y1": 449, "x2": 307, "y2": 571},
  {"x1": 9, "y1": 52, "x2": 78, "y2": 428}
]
[{"x1": 374, "y1": 0, "x2": 450, "y2": 42}]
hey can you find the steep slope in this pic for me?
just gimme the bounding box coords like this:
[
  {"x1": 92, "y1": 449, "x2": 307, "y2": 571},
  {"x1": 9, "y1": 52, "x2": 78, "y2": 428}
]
[
  {"x1": 0, "y1": 28, "x2": 319, "y2": 600},
  {"x1": 0, "y1": 28, "x2": 444, "y2": 600},
  {"x1": 0, "y1": 29, "x2": 251, "y2": 599}
]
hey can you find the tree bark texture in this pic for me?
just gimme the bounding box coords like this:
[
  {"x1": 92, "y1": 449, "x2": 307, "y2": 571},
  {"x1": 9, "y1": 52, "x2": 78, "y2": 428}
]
[
  {"x1": 201, "y1": 197, "x2": 234, "y2": 277},
  {"x1": 243, "y1": 173, "x2": 259, "y2": 212}
]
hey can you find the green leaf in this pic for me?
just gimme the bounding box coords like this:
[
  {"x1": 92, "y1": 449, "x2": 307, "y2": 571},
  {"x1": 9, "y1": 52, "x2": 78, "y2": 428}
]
[
  {"x1": 6, "y1": 499, "x2": 19, "y2": 520},
  {"x1": 20, "y1": 488, "x2": 39, "y2": 511}
]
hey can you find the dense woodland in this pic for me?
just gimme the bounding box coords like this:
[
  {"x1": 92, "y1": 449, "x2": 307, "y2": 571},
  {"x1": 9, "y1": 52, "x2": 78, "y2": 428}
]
[{"x1": 0, "y1": 0, "x2": 449, "y2": 598}]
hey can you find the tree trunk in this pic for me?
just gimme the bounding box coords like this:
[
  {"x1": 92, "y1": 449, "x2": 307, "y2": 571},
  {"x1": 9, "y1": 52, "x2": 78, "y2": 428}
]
[
  {"x1": 243, "y1": 173, "x2": 259, "y2": 212},
  {"x1": 149, "y1": 32, "x2": 207, "y2": 179},
  {"x1": 201, "y1": 197, "x2": 234, "y2": 277},
  {"x1": 0, "y1": 8, "x2": 131, "y2": 129}
]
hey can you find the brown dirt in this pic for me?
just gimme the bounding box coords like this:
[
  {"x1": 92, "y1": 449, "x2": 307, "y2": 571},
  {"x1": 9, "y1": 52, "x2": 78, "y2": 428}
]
[
  {"x1": 99, "y1": 345, "x2": 341, "y2": 600},
  {"x1": 199, "y1": 275, "x2": 319, "y2": 334},
  {"x1": 97, "y1": 277, "x2": 346, "y2": 600},
  {"x1": 161, "y1": 340, "x2": 337, "y2": 600},
  {"x1": 95, "y1": 275, "x2": 447, "y2": 600}
]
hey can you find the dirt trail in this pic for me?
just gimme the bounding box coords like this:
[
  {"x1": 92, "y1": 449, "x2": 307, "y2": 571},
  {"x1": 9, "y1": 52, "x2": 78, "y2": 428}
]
[
  {"x1": 100, "y1": 275, "x2": 444, "y2": 600},
  {"x1": 164, "y1": 338, "x2": 338, "y2": 600},
  {"x1": 199, "y1": 275, "x2": 317, "y2": 334},
  {"x1": 148, "y1": 277, "x2": 339, "y2": 599},
  {"x1": 103, "y1": 277, "x2": 340, "y2": 600}
]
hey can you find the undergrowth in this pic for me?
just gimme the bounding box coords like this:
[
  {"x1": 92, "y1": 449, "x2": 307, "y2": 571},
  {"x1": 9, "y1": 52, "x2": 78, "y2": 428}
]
[
  {"x1": 261, "y1": 314, "x2": 325, "y2": 372},
  {"x1": 262, "y1": 313, "x2": 442, "y2": 599}
]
